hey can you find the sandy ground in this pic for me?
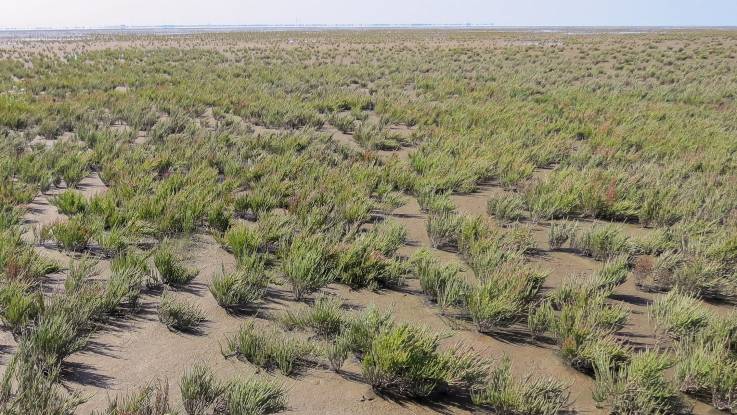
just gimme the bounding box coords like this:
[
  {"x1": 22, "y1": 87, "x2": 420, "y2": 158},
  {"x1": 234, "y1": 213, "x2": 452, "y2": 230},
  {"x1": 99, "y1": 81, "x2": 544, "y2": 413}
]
[{"x1": 9, "y1": 103, "x2": 730, "y2": 415}]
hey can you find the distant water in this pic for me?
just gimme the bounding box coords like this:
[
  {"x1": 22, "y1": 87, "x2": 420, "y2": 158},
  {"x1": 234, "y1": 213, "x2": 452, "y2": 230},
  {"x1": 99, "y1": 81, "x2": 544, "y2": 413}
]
[{"x1": 0, "y1": 25, "x2": 733, "y2": 39}]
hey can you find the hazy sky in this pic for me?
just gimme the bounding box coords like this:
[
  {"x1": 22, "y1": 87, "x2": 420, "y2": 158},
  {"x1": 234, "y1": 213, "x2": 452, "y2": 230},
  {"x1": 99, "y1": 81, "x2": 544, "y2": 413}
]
[{"x1": 1, "y1": 0, "x2": 736, "y2": 29}]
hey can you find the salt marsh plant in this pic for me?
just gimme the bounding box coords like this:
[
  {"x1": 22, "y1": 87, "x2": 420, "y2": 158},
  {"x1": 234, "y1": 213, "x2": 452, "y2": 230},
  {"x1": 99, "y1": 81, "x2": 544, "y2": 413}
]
[
  {"x1": 153, "y1": 242, "x2": 198, "y2": 287},
  {"x1": 471, "y1": 358, "x2": 571, "y2": 415},
  {"x1": 223, "y1": 322, "x2": 313, "y2": 376},
  {"x1": 361, "y1": 324, "x2": 488, "y2": 397},
  {"x1": 210, "y1": 262, "x2": 268, "y2": 311},
  {"x1": 158, "y1": 292, "x2": 206, "y2": 332},
  {"x1": 280, "y1": 235, "x2": 335, "y2": 300}
]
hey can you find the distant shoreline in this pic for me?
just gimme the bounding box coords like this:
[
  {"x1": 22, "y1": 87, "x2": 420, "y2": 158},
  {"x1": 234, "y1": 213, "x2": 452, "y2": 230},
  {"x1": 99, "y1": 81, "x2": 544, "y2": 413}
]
[{"x1": 1, "y1": 25, "x2": 736, "y2": 39}]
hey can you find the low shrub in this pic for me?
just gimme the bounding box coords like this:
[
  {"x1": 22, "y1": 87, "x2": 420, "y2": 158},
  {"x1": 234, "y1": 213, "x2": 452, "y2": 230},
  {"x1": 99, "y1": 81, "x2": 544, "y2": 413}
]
[
  {"x1": 223, "y1": 322, "x2": 313, "y2": 376},
  {"x1": 650, "y1": 289, "x2": 711, "y2": 339},
  {"x1": 467, "y1": 266, "x2": 545, "y2": 333},
  {"x1": 158, "y1": 292, "x2": 206, "y2": 332},
  {"x1": 97, "y1": 379, "x2": 171, "y2": 415},
  {"x1": 487, "y1": 194, "x2": 525, "y2": 223},
  {"x1": 280, "y1": 295, "x2": 345, "y2": 338},
  {"x1": 210, "y1": 264, "x2": 268, "y2": 312},
  {"x1": 280, "y1": 235, "x2": 335, "y2": 300},
  {"x1": 572, "y1": 224, "x2": 630, "y2": 260},
  {"x1": 50, "y1": 217, "x2": 92, "y2": 252},
  {"x1": 180, "y1": 363, "x2": 225, "y2": 415},
  {"x1": 412, "y1": 249, "x2": 467, "y2": 313},
  {"x1": 153, "y1": 242, "x2": 198, "y2": 287},
  {"x1": 593, "y1": 351, "x2": 687, "y2": 414},
  {"x1": 471, "y1": 358, "x2": 571, "y2": 415},
  {"x1": 51, "y1": 190, "x2": 87, "y2": 215},
  {"x1": 362, "y1": 324, "x2": 488, "y2": 397},
  {"x1": 219, "y1": 377, "x2": 287, "y2": 415},
  {"x1": 548, "y1": 221, "x2": 578, "y2": 250}
]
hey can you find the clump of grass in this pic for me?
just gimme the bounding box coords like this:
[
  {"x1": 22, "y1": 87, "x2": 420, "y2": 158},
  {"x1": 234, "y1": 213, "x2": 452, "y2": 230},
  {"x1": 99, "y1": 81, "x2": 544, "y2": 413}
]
[
  {"x1": 180, "y1": 363, "x2": 225, "y2": 415},
  {"x1": 158, "y1": 292, "x2": 206, "y2": 332},
  {"x1": 97, "y1": 379, "x2": 171, "y2": 415},
  {"x1": 649, "y1": 288, "x2": 712, "y2": 340},
  {"x1": 571, "y1": 224, "x2": 630, "y2": 260},
  {"x1": 221, "y1": 223, "x2": 264, "y2": 259},
  {"x1": 280, "y1": 294, "x2": 345, "y2": 338},
  {"x1": 153, "y1": 241, "x2": 198, "y2": 287},
  {"x1": 219, "y1": 377, "x2": 287, "y2": 415},
  {"x1": 426, "y1": 211, "x2": 461, "y2": 249},
  {"x1": 49, "y1": 217, "x2": 92, "y2": 252},
  {"x1": 223, "y1": 322, "x2": 313, "y2": 376},
  {"x1": 416, "y1": 188, "x2": 455, "y2": 214},
  {"x1": 0, "y1": 282, "x2": 44, "y2": 336},
  {"x1": 487, "y1": 194, "x2": 525, "y2": 223},
  {"x1": 412, "y1": 249, "x2": 467, "y2": 314},
  {"x1": 593, "y1": 351, "x2": 687, "y2": 414},
  {"x1": 336, "y1": 222, "x2": 407, "y2": 289},
  {"x1": 280, "y1": 235, "x2": 335, "y2": 300},
  {"x1": 467, "y1": 266, "x2": 546, "y2": 333},
  {"x1": 361, "y1": 323, "x2": 488, "y2": 397},
  {"x1": 548, "y1": 221, "x2": 578, "y2": 250},
  {"x1": 210, "y1": 259, "x2": 268, "y2": 312},
  {"x1": 51, "y1": 189, "x2": 87, "y2": 215},
  {"x1": 471, "y1": 358, "x2": 571, "y2": 415},
  {"x1": 0, "y1": 339, "x2": 85, "y2": 415}
]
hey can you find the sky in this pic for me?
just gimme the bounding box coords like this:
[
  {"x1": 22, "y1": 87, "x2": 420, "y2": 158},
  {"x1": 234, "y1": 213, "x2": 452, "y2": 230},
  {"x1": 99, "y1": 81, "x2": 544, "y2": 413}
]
[{"x1": 1, "y1": 0, "x2": 736, "y2": 29}]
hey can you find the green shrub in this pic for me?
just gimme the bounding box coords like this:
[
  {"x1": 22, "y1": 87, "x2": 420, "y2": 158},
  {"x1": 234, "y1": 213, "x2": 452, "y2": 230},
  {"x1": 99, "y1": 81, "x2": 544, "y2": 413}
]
[
  {"x1": 280, "y1": 235, "x2": 335, "y2": 300},
  {"x1": 593, "y1": 351, "x2": 686, "y2": 414},
  {"x1": 153, "y1": 242, "x2": 198, "y2": 286},
  {"x1": 467, "y1": 267, "x2": 545, "y2": 333},
  {"x1": 416, "y1": 188, "x2": 455, "y2": 214},
  {"x1": 50, "y1": 217, "x2": 92, "y2": 252},
  {"x1": 471, "y1": 358, "x2": 570, "y2": 415},
  {"x1": 650, "y1": 289, "x2": 711, "y2": 339},
  {"x1": 412, "y1": 249, "x2": 467, "y2": 313},
  {"x1": 158, "y1": 292, "x2": 205, "y2": 332},
  {"x1": 572, "y1": 224, "x2": 630, "y2": 260},
  {"x1": 487, "y1": 194, "x2": 525, "y2": 222},
  {"x1": 219, "y1": 377, "x2": 287, "y2": 415},
  {"x1": 548, "y1": 221, "x2": 578, "y2": 250},
  {"x1": 210, "y1": 262, "x2": 268, "y2": 311},
  {"x1": 222, "y1": 223, "x2": 263, "y2": 260},
  {"x1": 0, "y1": 282, "x2": 44, "y2": 336},
  {"x1": 180, "y1": 363, "x2": 225, "y2": 415},
  {"x1": 336, "y1": 223, "x2": 407, "y2": 289},
  {"x1": 97, "y1": 379, "x2": 171, "y2": 415},
  {"x1": 280, "y1": 295, "x2": 345, "y2": 338},
  {"x1": 224, "y1": 322, "x2": 313, "y2": 376},
  {"x1": 426, "y1": 212, "x2": 461, "y2": 249},
  {"x1": 362, "y1": 324, "x2": 488, "y2": 397},
  {"x1": 51, "y1": 190, "x2": 87, "y2": 215}
]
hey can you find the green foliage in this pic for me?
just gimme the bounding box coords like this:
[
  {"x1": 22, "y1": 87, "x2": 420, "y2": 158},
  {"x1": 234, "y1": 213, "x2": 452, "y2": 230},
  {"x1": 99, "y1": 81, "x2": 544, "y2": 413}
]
[
  {"x1": 153, "y1": 242, "x2": 198, "y2": 287},
  {"x1": 467, "y1": 266, "x2": 545, "y2": 333},
  {"x1": 50, "y1": 217, "x2": 92, "y2": 252},
  {"x1": 280, "y1": 295, "x2": 345, "y2": 338},
  {"x1": 471, "y1": 358, "x2": 570, "y2": 415},
  {"x1": 593, "y1": 351, "x2": 687, "y2": 415},
  {"x1": 97, "y1": 379, "x2": 171, "y2": 415},
  {"x1": 180, "y1": 363, "x2": 225, "y2": 415},
  {"x1": 280, "y1": 235, "x2": 335, "y2": 300},
  {"x1": 487, "y1": 194, "x2": 525, "y2": 222},
  {"x1": 51, "y1": 190, "x2": 87, "y2": 215},
  {"x1": 224, "y1": 322, "x2": 313, "y2": 376},
  {"x1": 412, "y1": 249, "x2": 467, "y2": 313},
  {"x1": 219, "y1": 377, "x2": 287, "y2": 415},
  {"x1": 362, "y1": 324, "x2": 488, "y2": 397},
  {"x1": 210, "y1": 261, "x2": 268, "y2": 311},
  {"x1": 158, "y1": 292, "x2": 206, "y2": 332}
]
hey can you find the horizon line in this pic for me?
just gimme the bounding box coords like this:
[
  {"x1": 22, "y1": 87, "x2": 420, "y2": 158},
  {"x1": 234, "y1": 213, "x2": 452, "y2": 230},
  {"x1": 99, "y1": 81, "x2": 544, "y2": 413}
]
[{"x1": 3, "y1": 23, "x2": 737, "y2": 32}]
